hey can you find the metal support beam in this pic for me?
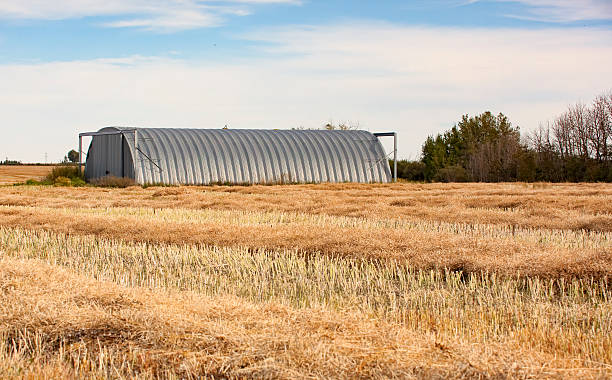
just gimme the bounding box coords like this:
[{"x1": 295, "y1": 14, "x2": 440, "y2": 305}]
[
  {"x1": 78, "y1": 135, "x2": 83, "y2": 174},
  {"x1": 373, "y1": 132, "x2": 398, "y2": 182},
  {"x1": 393, "y1": 133, "x2": 397, "y2": 182}
]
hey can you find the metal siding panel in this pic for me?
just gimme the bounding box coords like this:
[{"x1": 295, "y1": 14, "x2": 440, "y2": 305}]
[
  {"x1": 362, "y1": 132, "x2": 378, "y2": 182},
  {"x1": 119, "y1": 130, "x2": 139, "y2": 183},
  {"x1": 329, "y1": 131, "x2": 354, "y2": 182},
  {"x1": 122, "y1": 137, "x2": 135, "y2": 180},
  {"x1": 233, "y1": 131, "x2": 252, "y2": 183},
  {"x1": 85, "y1": 134, "x2": 121, "y2": 179},
  {"x1": 187, "y1": 129, "x2": 208, "y2": 184},
  {"x1": 140, "y1": 129, "x2": 164, "y2": 184},
  {"x1": 157, "y1": 129, "x2": 182, "y2": 184},
  {"x1": 152, "y1": 129, "x2": 174, "y2": 184},
  {"x1": 277, "y1": 132, "x2": 297, "y2": 182},
  {"x1": 342, "y1": 132, "x2": 362, "y2": 182},
  {"x1": 310, "y1": 131, "x2": 332, "y2": 182},
  {"x1": 173, "y1": 129, "x2": 197, "y2": 184},
  {"x1": 261, "y1": 132, "x2": 282, "y2": 182},
  {"x1": 225, "y1": 130, "x2": 250, "y2": 183},
  {"x1": 165, "y1": 128, "x2": 184, "y2": 184},
  {"x1": 353, "y1": 131, "x2": 372, "y2": 182},
  {"x1": 345, "y1": 132, "x2": 365, "y2": 182},
  {"x1": 337, "y1": 131, "x2": 364, "y2": 182},
  {"x1": 262, "y1": 130, "x2": 289, "y2": 182},
  {"x1": 246, "y1": 130, "x2": 272, "y2": 183},
  {"x1": 219, "y1": 130, "x2": 242, "y2": 183},
  {"x1": 175, "y1": 128, "x2": 197, "y2": 184},
  {"x1": 361, "y1": 131, "x2": 380, "y2": 182},
  {"x1": 234, "y1": 132, "x2": 251, "y2": 183},
  {"x1": 285, "y1": 131, "x2": 311, "y2": 182},
  {"x1": 297, "y1": 131, "x2": 324, "y2": 183},
  {"x1": 200, "y1": 131, "x2": 223, "y2": 184},
  {"x1": 295, "y1": 131, "x2": 320, "y2": 182},
  {"x1": 208, "y1": 130, "x2": 232, "y2": 183},
  {"x1": 261, "y1": 131, "x2": 283, "y2": 182},
  {"x1": 180, "y1": 130, "x2": 198, "y2": 184},
  {"x1": 303, "y1": 132, "x2": 322, "y2": 182},
  {"x1": 133, "y1": 129, "x2": 150, "y2": 183},
  {"x1": 84, "y1": 139, "x2": 98, "y2": 180},
  {"x1": 323, "y1": 132, "x2": 344, "y2": 182},
  {"x1": 207, "y1": 131, "x2": 229, "y2": 183},
  {"x1": 307, "y1": 131, "x2": 337, "y2": 182},
  {"x1": 273, "y1": 131, "x2": 301, "y2": 183},
  {"x1": 246, "y1": 131, "x2": 270, "y2": 182},
  {"x1": 148, "y1": 129, "x2": 167, "y2": 184},
  {"x1": 243, "y1": 131, "x2": 264, "y2": 183}
]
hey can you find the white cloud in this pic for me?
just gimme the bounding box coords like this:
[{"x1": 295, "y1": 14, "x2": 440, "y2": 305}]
[
  {"x1": 473, "y1": 0, "x2": 612, "y2": 22},
  {"x1": 0, "y1": 0, "x2": 300, "y2": 31},
  {"x1": 0, "y1": 24, "x2": 611, "y2": 162}
]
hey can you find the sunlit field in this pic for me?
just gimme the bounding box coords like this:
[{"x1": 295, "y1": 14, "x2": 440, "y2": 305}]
[
  {"x1": 0, "y1": 182, "x2": 610, "y2": 378},
  {"x1": 0, "y1": 165, "x2": 52, "y2": 185}
]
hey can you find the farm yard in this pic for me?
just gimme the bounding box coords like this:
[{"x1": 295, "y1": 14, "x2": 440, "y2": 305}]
[{"x1": 0, "y1": 180, "x2": 611, "y2": 378}]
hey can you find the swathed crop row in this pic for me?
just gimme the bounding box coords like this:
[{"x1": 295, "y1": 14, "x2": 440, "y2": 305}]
[
  {"x1": 31, "y1": 205, "x2": 610, "y2": 249},
  {"x1": 1, "y1": 227, "x2": 610, "y2": 364}
]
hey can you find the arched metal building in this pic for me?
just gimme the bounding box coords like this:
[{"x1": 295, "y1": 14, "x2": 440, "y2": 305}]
[{"x1": 82, "y1": 127, "x2": 392, "y2": 185}]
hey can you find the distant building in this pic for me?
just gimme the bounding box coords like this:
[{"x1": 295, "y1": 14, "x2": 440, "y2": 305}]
[{"x1": 82, "y1": 127, "x2": 392, "y2": 185}]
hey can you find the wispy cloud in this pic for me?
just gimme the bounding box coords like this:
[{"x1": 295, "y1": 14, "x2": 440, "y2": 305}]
[
  {"x1": 471, "y1": 0, "x2": 612, "y2": 22},
  {"x1": 1, "y1": 23, "x2": 610, "y2": 161},
  {"x1": 0, "y1": 0, "x2": 300, "y2": 31}
]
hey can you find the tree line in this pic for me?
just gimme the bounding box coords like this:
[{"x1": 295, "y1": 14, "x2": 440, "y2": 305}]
[{"x1": 395, "y1": 90, "x2": 612, "y2": 182}]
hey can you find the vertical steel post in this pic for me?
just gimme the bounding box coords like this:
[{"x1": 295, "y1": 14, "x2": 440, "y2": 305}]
[
  {"x1": 134, "y1": 129, "x2": 138, "y2": 183},
  {"x1": 78, "y1": 135, "x2": 83, "y2": 174},
  {"x1": 373, "y1": 132, "x2": 398, "y2": 183},
  {"x1": 121, "y1": 133, "x2": 125, "y2": 178},
  {"x1": 393, "y1": 132, "x2": 397, "y2": 182}
]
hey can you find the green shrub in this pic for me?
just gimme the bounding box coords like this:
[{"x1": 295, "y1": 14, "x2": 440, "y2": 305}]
[
  {"x1": 46, "y1": 165, "x2": 83, "y2": 182},
  {"x1": 70, "y1": 177, "x2": 87, "y2": 187},
  {"x1": 53, "y1": 176, "x2": 72, "y2": 187},
  {"x1": 20, "y1": 178, "x2": 52, "y2": 186},
  {"x1": 392, "y1": 160, "x2": 426, "y2": 181}
]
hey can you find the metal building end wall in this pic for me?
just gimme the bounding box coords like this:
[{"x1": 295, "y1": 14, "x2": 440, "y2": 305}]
[{"x1": 86, "y1": 127, "x2": 392, "y2": 185}]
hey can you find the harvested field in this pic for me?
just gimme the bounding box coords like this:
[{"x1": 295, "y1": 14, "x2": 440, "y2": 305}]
[
  {"x1": 0, "y1": 165, "x2": 53, "y2": 184},
  {"x1": 0, "y1": 182, "x2": 611, "y2": 378},
  {"x1": 1, "y1": 182, "x2": 611, "y2": 231}
]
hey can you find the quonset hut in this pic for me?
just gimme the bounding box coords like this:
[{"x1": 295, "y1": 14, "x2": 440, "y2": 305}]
[{"x1": 81, "y1": 127, "x2": 393, "y2": 185}]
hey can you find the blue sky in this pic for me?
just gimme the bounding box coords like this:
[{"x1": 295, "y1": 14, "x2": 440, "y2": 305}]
[{"x1": 1, "y1": 0, "x2": 611, "y2": 162}]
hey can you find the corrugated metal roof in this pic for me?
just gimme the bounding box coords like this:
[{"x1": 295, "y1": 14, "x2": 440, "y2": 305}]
[{"x1": 87, "y1": 127, "x2": 391, "y2": 184}]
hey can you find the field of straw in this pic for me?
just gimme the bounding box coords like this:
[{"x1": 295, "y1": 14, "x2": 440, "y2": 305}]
[
  {"x1": 0, "y1": 165, "x2": 52, "y2": 185},
  {"x1": 0, "y1": 182, "x2": 611, "y2": 378}
]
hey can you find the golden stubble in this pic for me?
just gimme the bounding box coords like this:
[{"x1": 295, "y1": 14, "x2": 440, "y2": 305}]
[
  {"x1": 1, "y1": 182, "x2": 612, "y2": 231},
  {"x1": 0, "y1": 204, "x2": 609, "y2": 278},
  {"x1": 1, "y1": 257, "x2": 609, "y2": 379}
]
